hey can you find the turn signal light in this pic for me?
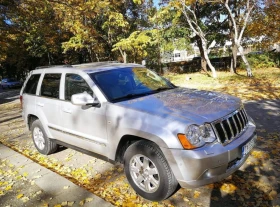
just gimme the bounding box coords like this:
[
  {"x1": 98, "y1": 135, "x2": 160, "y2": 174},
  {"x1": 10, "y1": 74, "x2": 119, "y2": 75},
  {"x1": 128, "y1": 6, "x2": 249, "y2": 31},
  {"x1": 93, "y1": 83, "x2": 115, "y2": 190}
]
[{"x1": 177, "y1": 134, "x2": 196, "y2": 149}]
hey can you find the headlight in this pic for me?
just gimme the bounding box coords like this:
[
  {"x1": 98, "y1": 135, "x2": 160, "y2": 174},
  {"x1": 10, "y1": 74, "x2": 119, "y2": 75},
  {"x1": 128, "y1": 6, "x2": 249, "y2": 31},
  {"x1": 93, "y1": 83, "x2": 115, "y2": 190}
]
[{"x1": 177, "y1": 124, "x2": 216, "y2": 149}]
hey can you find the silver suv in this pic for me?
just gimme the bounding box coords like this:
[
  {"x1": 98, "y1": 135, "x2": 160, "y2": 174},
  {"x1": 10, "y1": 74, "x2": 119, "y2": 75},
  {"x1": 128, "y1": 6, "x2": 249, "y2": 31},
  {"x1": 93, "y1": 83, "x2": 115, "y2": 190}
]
[{"x1": 20, "y1": 62, "x2": 256, "y2": 201}]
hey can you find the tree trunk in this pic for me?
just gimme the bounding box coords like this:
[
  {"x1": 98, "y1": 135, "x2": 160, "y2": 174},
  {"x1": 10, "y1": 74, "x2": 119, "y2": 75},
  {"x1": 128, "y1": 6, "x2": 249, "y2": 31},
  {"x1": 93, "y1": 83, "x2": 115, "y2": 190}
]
[
  {"x1": 196, "y1": 35, "x2": 207, "y2": 72},
  {"x1": 230, "y1": 44, "x2": 237, "y2": 73},
  {"x1": 204, "y1": 51, "x2": 217, "y2": 78},
  {"x1": 201, "y1": 38, "x2": 217, "y2": 78},
  {"x1": 237, "y1": 43, "x2": 253, "y2": 77},
  {"x1": 118, "y1": 48, "x2": 127, "y2": 63},
  {"x1": 87, "y1": 47, "x2": 94, "y2": 62},
  {"x1": 123, "y1": 51, "x2": 127, "y2": 63}
]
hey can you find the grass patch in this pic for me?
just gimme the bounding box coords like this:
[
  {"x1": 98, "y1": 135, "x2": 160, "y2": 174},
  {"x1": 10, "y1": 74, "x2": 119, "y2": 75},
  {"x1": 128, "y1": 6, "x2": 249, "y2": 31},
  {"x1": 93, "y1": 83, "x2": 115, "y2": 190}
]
[{"x1": 165, "y1": 67, "x2": 280, "y2": 101}]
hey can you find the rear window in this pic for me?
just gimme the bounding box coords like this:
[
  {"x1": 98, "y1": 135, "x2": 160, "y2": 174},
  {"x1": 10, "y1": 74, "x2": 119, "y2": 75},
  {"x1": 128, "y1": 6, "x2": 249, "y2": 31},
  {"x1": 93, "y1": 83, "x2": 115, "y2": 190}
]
[
  {"x1": 40, "y1": 74, "x2": 61, "y2": 99},
  {"x1": 23, "y1": 74, "x2": 41, "y2": 95}
]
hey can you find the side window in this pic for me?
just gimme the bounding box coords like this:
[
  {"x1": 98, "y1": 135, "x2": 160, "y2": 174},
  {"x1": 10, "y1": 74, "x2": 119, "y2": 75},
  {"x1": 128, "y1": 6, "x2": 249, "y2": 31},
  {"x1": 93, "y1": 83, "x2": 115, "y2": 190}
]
[
  {"x1": 65, "y1": 74, "x2": 93, "y2": 101},
  {"x1": 40, "y1": 73, "x2": 61, "y2": 99},
  {"x1": 23, "y1": 74, "x2": 41, "y2": 95}
]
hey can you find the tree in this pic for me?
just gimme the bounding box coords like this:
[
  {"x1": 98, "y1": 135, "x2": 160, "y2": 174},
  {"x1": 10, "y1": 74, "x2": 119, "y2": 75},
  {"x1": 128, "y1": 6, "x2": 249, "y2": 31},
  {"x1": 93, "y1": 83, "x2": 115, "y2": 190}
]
[
  {"x1": 222, "y1": 0, "x2": 255, "y2": 76},
  {"x1": 247, "y1": 0, "x2": 280, "y2": 49},
  {"x1": 173, "y1": 0, "x2": 217, "y2": 78},
  {"x1": 113, "y1": 30, "x2": 154, "y2": 63}
]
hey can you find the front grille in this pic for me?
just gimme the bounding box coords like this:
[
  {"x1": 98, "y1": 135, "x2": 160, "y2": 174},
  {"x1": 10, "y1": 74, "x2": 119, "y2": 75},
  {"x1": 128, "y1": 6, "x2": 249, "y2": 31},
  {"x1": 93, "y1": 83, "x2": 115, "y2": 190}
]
[{"x1": 212, "y1": 108, "x2": 249, "y2": 144}]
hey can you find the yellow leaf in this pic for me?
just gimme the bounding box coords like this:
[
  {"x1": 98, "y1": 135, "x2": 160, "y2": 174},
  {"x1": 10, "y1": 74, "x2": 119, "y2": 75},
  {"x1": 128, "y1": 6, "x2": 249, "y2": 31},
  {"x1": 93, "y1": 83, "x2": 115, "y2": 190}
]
[
  {"x1": 5, "y1": 185, "x2": 12, "y2": 191},
  {"x1": 68, "y1": 201, "x2": 74, "y2": 206},
  {"x1": 85, "y1": 198, "x2": 93, "y2": 202},
  {"x1": 220, "y1": 183, "x2": 237, "y2": 193},
  {"x1": 23, "y1": 172, "x2": 28, "y2": 177},
  {"x1": 193, "y1": 190, "x2": 201, "y2": 198},
  {"x1": 17, "y1": 194, "x2": 24, "y2": 199},
  {"x1": 54, "y1": 205, "x2": 62, "y2": 207},
  {"x1": 21, "y1": 196, "x2": 30, "y2": 202},
  {"x1": 61, "y1": 201, "x2": 68, "y2": 206},
  {"x1": 79, "y1": 200, "x2": 85, "y2": 206}
]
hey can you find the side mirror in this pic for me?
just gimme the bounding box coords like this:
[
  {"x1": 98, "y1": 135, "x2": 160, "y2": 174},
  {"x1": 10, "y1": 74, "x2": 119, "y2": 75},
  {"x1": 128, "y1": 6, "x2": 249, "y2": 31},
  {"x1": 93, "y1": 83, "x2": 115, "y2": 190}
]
[{"x1": 71, "y1": 92, "x2": 100, "y2": 107}]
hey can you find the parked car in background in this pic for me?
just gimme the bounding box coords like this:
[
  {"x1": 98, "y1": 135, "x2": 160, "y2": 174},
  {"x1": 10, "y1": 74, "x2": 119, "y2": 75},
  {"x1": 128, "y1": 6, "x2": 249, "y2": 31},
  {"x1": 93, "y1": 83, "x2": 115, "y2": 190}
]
[{"x1": 1, "y1": 78, "x2": 23, "y2": 89}]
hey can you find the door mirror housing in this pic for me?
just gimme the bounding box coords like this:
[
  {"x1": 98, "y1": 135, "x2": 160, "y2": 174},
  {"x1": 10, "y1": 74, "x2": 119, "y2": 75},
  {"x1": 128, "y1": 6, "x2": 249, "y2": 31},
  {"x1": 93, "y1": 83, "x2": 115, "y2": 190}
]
[{"x1": 71, "y1": 92, "x2": 100, "y2": 107}]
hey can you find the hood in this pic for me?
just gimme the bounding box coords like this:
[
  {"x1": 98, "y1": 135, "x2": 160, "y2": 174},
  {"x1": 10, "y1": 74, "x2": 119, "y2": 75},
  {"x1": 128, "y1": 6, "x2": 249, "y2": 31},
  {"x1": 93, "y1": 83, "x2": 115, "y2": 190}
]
[{"x1": 116, "y1": 87, "x2": 242, "y2": 124}]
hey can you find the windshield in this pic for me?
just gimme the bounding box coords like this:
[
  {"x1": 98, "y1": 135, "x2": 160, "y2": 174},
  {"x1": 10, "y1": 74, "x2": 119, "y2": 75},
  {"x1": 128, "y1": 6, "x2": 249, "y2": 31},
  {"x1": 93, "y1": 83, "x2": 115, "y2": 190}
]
[{"x1": 90, "y1": 67, "x2": 175, "y2": 102}]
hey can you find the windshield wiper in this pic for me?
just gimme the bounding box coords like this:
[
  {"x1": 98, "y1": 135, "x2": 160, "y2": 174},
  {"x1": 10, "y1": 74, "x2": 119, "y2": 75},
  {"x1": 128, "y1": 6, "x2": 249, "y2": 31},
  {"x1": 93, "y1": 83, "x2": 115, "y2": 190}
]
[
  {"x1": 153, "y1": 87, "x2": 173, "y2": 93},
  {"x1": 111, "y1": 93, "x2": 151, "y2": 102}
]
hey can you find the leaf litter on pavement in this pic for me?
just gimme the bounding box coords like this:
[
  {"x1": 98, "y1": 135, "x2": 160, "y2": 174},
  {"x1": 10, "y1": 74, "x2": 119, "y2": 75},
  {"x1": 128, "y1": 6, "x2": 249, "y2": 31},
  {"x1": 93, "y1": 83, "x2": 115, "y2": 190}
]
[{"x1": 1, "y1": 84, "x2": 280, "y2": 206}]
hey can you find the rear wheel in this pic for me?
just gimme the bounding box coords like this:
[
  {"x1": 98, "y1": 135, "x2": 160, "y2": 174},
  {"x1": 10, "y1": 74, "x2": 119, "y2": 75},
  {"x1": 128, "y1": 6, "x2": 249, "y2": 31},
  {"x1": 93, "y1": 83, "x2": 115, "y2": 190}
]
[
  {"x1": 124, "y1": 140, "x2": 179, "y2": 201},
  {"x1": 31, "y1": 119, "x2": 58, "y2": 155}
]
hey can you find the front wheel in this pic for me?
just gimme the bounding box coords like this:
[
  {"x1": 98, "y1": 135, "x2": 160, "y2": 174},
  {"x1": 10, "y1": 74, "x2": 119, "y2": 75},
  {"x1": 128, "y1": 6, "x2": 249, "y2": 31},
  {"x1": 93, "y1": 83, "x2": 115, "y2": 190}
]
[
  {"x1": 31, "y1": 119, "x2": 58, "y2": 155},
  {"x1": 124, "y1": 140, "x2": 179, "y2": 201}
]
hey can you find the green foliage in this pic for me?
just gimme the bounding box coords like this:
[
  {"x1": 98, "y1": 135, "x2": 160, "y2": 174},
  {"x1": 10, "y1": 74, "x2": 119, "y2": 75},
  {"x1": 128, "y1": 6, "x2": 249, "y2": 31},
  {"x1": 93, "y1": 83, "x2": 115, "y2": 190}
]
[{"x1": 240, "y1": 53, "x2": 277, "y2": 70}]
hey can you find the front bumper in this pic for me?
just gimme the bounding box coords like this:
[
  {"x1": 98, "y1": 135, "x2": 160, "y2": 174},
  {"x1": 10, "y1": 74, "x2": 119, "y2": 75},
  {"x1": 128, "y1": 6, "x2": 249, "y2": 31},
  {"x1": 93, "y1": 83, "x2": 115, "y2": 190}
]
[{"x1": 161, "y1": 123, "x2": 256, "y2": 188}]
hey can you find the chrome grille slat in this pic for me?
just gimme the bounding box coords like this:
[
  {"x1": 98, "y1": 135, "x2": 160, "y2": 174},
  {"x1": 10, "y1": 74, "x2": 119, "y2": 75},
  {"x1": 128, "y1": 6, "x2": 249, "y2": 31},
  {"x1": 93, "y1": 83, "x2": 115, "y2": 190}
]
[
  {"x1": 232, "y1": 115, "x2": 240, "y2": 132},
  {"x1": 240, "y1": 109, "x2": 248, "y2": 124},
  {"x1": 212, "y1": 107, "x2": 249, "y2": 145},
  {"x1": 237, "y1": 113, "x2": 244, "y2": 129},
  {"x1": 232, "y1": 115, "x2": 240, "y2": 134},
  {"x1": 220, "y1": 122, "x2": 229, "y2": 141},
  {"x1": 239, "y1": 111, "x2": 246, "y2": 127},
  {"x1": 226, "y1": 119, "x2": 234, "y2": 137}
]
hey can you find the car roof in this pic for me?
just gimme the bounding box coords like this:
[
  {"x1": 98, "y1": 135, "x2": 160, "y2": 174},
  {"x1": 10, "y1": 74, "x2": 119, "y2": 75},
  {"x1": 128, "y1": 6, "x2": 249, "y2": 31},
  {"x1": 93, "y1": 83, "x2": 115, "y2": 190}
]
[{"x1": 34, "y1": 62, "x2": 144, "y2": 74}]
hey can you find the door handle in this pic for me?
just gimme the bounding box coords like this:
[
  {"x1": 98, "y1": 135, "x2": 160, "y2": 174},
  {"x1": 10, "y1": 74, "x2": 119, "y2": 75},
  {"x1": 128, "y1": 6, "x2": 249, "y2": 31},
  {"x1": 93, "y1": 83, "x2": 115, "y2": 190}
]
[
  {"x1": 37, "y1": 102, "x2": 44, "y2": 107},
  {"x1": 63, "y1": 108, "x2": 72, "y2": 114}
]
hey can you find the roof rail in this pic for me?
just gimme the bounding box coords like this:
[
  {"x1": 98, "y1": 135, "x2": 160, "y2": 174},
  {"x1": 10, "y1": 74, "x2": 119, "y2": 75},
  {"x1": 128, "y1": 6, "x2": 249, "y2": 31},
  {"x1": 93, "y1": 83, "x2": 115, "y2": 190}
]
[
  {"x1": 35, "y1": 65, "x2": 73, "y2": 70},
  {"x1": 72, "y1": 61, "x2": 120, "y2": 67}
]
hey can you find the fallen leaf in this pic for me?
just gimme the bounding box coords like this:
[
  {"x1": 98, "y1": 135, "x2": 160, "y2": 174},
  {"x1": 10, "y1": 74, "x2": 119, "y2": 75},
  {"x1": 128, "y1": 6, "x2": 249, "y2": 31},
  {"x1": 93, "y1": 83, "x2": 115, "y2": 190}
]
[
  {"x1": 85, "y1": 198, "x2": 93, "y2": 202},
  {"x1": 17, "y1": 194, "x2": 24, "y2": 199},
  {"x1": 193, "y1": 190, "x2": 201, "y2": 198},
  {"x1": 68, "y1": 201, "x2": 74, "y2": 206},
  {"x1": 21, "y1": 196, "x2": 29, "y2": 202},
  {"x1": 79, "y1": 200, "x2": 85, "y2": 206},
  {"x1": 220, "y1": 183, "x2": 237, "y2": 193}
]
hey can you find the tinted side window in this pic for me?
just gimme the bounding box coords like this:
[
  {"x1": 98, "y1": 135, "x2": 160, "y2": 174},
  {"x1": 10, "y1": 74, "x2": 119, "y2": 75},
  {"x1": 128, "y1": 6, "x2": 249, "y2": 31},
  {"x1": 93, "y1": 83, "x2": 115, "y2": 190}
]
[
  {"x1": 23, "y1": 74, "x2": 41, "y2": 95},
  {"x1": 40, "y1": 74, "x2": 61, "y2": 99},
  {"x1": 65, "y1": 74, "x2": 93, "y2": 101}
]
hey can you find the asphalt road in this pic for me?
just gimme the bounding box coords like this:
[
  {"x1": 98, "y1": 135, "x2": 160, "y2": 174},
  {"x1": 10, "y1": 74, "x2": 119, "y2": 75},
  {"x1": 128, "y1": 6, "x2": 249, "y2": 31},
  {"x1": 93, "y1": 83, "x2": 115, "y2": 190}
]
[{"x1": 0, "y1": 88, "x2": 21, "y2": 104}]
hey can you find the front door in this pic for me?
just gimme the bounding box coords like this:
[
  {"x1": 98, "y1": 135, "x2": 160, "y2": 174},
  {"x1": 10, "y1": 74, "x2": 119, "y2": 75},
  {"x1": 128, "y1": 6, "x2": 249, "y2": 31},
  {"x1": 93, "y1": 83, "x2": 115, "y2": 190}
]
[{"x1": 59, "y1": 73, "x2": 108, "y2": 156}]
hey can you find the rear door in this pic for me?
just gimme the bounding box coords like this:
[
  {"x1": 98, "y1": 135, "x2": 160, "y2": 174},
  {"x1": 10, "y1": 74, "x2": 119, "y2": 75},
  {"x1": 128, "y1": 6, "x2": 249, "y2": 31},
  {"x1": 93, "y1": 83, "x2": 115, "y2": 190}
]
[{"x1": 36, "y1": 73, "x2": 63, "y2": 138}]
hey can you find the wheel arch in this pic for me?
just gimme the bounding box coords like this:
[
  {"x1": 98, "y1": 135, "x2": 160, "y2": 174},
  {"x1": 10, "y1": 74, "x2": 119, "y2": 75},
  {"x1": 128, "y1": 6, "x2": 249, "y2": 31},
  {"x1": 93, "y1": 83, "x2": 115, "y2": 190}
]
[
  {"x1": 27, "y1": 114, "x2": 39, "y2": 130},
  {"x1": 114, "y1": 133, "x2": 169, "y2": 163}
]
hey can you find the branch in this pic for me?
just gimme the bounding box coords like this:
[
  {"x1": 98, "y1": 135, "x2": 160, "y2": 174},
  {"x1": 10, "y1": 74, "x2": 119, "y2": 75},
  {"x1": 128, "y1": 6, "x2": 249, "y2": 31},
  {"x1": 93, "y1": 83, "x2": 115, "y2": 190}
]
[
  {"x1": 238, "y1": 0, "x2": 255, "y2": 42},
  {"x1": 223, "y1": 0, "x2": 238, "y2": 42},
  {"x1": 179, "y1": 0, "x2": 199, "y2": 35}
]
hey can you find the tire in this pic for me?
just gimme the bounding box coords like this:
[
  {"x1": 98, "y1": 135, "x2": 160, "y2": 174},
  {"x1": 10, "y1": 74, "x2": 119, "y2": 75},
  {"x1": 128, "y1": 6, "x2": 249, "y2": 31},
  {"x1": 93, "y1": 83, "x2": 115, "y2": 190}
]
[
  {"x1": 31, "y1": 119, "x2": 58, "y2": 155},
  {"x1": 124, "y1": 140, "x2": 179, "y2": 201}
]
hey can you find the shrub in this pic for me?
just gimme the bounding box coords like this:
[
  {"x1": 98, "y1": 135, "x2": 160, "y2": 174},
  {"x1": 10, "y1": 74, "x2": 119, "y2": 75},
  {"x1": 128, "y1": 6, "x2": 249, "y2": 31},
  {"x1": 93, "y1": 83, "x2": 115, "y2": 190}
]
[{"x1": 240, "y1": 53, "x2": 277, "y2": 69}]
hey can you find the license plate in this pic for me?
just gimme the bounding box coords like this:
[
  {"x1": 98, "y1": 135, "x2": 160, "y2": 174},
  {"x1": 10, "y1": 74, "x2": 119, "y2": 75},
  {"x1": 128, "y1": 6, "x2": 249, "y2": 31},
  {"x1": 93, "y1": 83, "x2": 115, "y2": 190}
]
[{"x1": 242, "y1": 137, "x2": 255, "y2": 156}]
